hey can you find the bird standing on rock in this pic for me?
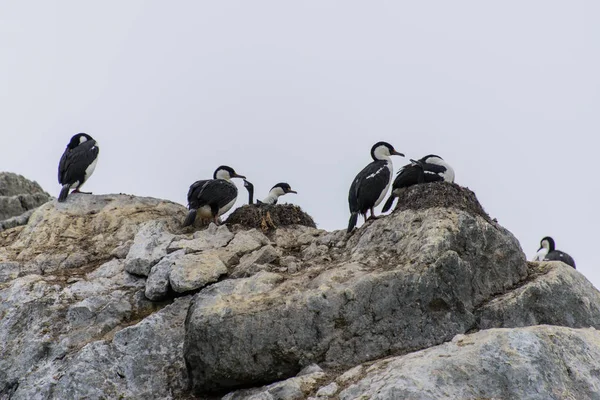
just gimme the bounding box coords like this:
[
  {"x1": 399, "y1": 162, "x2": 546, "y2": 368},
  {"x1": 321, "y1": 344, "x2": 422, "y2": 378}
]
[
  {"x1": 381, "y1": 154, "x2": 455, "y2": 213},
  {"x1": 347, "y1": 141, "x2": 404, "y2": 233},
  {"x1": 183, "y1": 165, "x2": 246, "y2": 227},
  {"x1": 57, "y1": 133, "x2": 100, "y2": 202},
  {"x1": 532, "y1": 236, "x2": 576, "y2": 269}
]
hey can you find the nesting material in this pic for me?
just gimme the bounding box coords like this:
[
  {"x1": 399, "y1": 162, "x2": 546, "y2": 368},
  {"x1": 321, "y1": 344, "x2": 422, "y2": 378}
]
[
  {"x1": 226, "y1": 204, "x2": 316, "y2": 231},
  {"x1": 393, "y1": 181, "x2": 492, "y2": 223}
]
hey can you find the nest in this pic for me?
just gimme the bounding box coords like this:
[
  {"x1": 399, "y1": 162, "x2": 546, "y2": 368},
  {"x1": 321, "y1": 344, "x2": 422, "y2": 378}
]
[
  {"x1": 393, "y1": 181, "x2": 492, "y2": 223},
  {"x1": 226, "y1": 204, "x2": 316, "y2": 231}
]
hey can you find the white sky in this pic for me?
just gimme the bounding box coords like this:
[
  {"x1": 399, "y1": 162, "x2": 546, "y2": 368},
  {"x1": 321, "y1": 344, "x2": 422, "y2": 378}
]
[{"x1": 2, "y1": 2, "x2": 598, "y2": 286}]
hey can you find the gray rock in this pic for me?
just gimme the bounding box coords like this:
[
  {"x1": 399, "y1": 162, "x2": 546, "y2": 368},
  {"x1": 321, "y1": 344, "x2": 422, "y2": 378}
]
[
  {"x1": 110, "y1": 240, "x2": 133, "y2": 259},
  {"x1": 337, "y1": 326, "x2": 600, "y2": 400},
  {"x1": 0, "y1": 193, "x2": 187, "y2": 398},
  {"x1": 0, "y1": 172, "x2": 50, "y2": 230},
  {"x1": 477, "y1": 261, "x2": 600, "y2": 329},
  {"x1": 15, "y1": 297, "x2": 192, "y2": 400},
  {"x1": 0, "y1": 208, "x2": 35, "y2": 231},
  {"x1": 272, "y1": 226, "x2": 322, "y2": 248},
  {"x1": 315, "y1": 382, "x2": 338, "y2": 398},
  {"x1": 231, "y1": 245, "x2": 281, "y2": 278},
  {"x1": 0, "y1": 262, "x2": 20, "y2": 283},
  {"x1": 336, "y1": 365, "x2": 363, "y2": 384},
  {"x1": 169, "y1": 223, "x2": 234, "y2": 253},
  {"x1": 145, "y1": 250, "x2": 184, "y2": 301},
  {"x1": 0, "y1": 172, "x2": 47, "y2": 197},
  {"x1": 222, "y1": 370, "x2": 326, "y2": 400},
  {"x1": 219, "y1": 229, "x2": 270, "y2": 266},
  {"x1": 124, "y1": 220, "x2": 175, "y2": 276},
  {"x1": 185, "y1": 208, "x2": 527, "y2": 393},
  {"x1": 169, "y1": 251, "x2": 228, "y2": 293}
]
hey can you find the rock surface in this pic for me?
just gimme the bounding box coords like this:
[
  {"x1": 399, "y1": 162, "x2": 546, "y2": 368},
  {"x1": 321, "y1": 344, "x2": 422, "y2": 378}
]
[
  {"x1": 336, "y1": 325, "x2": 600, "y2": 400},
  {"x1": 2, "y1": 180, "x2": 600, "y2": 400},
  {"x1": 185, "y1": 205, "x2": 529, "y2": 392},
  {"x1": 0, "y1": 193, "x2": 188, "y2": 399},
  {"x1": 0, "y1": 172, "x2": 50, "y2": 230}
]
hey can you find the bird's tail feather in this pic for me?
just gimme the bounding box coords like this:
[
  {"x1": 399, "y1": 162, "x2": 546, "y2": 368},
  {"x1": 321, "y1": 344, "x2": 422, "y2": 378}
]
[
  {"x1": 183, "y1": 209, "x2": 198, "y2": 227},
  {"x1": 57, "y1": 185, "x2": 71, "y2": 202},
  {"x1": 347, "y1": 212, "x2": 359, "y2": 233},
  {"x1": 381, "y1": 195, "x2": 396, "y2": 213}
]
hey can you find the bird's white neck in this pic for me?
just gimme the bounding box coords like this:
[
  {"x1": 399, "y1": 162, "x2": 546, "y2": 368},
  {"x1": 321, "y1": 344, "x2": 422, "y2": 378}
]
[
  {"x1": 373, "y1": 146, "x2": 393, "y2": 162},
  {"x1": 262, "y1": 187, "x2": 285, "y2": 204},
  {"x1": 215, "y1": 170, "x2": 231, "y2": 180},
  {"x1": 532, "y1": 247, "x2": 549, "y2": 261}
]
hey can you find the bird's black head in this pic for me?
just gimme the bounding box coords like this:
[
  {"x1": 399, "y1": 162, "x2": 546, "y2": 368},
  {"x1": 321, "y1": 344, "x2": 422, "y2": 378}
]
[
  {"x1": 213, "y1": 165, "x2": 246, "y2": 180},
  {"x1": 539, "y1": 236, "x2": 556, "y2": 251},
  {"x1": 271, "y1": 182, "x2": 297, "y2": 194},
  {"x1": 370, "y1": 141, "x2": 404, "y2": 161},
  {"x1": 243, "y1": 179, "x2": 254, "y2": 189},
  {"x1": 67, "y1": 133, "x2": 94, "y2": 149}
]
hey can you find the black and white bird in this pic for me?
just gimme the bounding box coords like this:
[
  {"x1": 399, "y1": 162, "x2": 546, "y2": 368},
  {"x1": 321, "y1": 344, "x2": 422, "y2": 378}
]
[
  {"x1": 57, "y1": 133, "x2": 100, "y2": 202},
  {"x1": 532, "y1": 236, "x2": 576, "y2": 269},
  {"x1": 347, "y1": 141, "x2": 404, "y2": 233},
  {"x1": 381, "y1": 154, "x2": 455, "y2": 213},
  {"x1": 258, "y1": 183, "x2": 297, "y2": 205},
  {"x1": 183, "y1": 165, "x2": 246, "y2": 227}
]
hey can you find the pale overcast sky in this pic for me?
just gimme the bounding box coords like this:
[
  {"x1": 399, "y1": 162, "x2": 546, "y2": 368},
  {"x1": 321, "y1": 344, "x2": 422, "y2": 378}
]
[{"x1": 1, "y1": 2, "x2": 598, "y2": 286}]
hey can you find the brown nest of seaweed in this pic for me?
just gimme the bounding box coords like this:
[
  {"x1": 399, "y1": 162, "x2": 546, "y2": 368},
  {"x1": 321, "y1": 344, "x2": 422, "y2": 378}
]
[
  {"x1": 393, "y1": 181, "x2": 492, "y2": 223},
  {"x1": 226, "y1": 204, "x2": 316, "y2": 232}
]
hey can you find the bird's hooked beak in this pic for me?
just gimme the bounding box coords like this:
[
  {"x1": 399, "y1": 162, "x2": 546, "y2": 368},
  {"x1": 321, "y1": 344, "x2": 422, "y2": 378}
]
[
  {"x1": 287, "y1": 188, "x2": 298, "y2": 194},
  {"x1": 232, "y1": 173, "x2": 247, "y2": 179},
  {"x1": 392, "y1": 150, "x2": 405, "y2": 157}
]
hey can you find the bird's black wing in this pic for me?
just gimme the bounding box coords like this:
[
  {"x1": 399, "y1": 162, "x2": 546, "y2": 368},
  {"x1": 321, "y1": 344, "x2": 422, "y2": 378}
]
[
  {"x1": 545, "y1": 251, "x2": 576, "y2": 269},
  {"x1": 58, "y1": 150, "x2": 69, "y2": 184},
  {"x1": 196, "y1": 179, "x2": 238, "y2": 209},
  {"x1": 349, "y1": 160, "x2": 390, "y2": 213},
  {"x1": 392, "y1": 164, "x2": 424, "y2": 189},
  {"x1": 58, "y1": 140, "x2": 99, "y2": 185},
  {"x1": 187, "y1": 179, "x2": 210, "y2": 209}
]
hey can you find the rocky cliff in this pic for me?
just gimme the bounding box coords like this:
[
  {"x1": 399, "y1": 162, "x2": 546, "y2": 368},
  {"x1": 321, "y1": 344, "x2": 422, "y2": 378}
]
[{"x1": 1, "y1": 181, "x2": 600, "y2": 400}]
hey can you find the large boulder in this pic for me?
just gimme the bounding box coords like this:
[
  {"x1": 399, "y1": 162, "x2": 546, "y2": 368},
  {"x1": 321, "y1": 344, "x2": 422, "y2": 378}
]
[
  {"x1": 336, "y1": 325, "x2": 600, "y2": 400},
  {"x1": 184, "y1": 183, "x2": 531, "y2": 393},
  {"x1": 0, "y1": 172, "x2": 50, "y2": 230}
]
